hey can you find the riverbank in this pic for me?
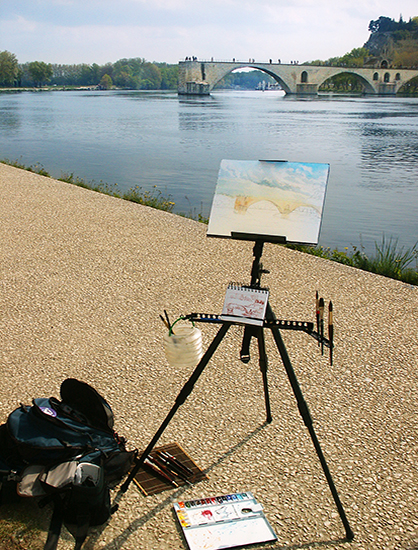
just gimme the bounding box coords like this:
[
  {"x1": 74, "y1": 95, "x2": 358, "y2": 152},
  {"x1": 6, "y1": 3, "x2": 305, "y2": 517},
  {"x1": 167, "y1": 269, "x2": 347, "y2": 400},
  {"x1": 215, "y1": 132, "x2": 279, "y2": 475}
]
[
  {"x1": 0, "y1": 162, "x2": 417, "y2": 549},
  {"x1": 2, "y1": 159, "x2": 416, "y2": 284},
  {"x1": 0, "y1": 86, "x2": 112, "y2": 93}
]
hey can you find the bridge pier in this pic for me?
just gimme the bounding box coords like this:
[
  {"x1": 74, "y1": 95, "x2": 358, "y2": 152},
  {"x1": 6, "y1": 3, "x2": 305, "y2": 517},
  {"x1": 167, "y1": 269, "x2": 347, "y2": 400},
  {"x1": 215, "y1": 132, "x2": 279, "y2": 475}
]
[
  {"x1": 179, "y1": 81, "x2": 319, "y2": 96},
  {"x1": 181, "y1": 81, "x2": 210, "y2": 95},
  {"x1": 377, "y1": 82, "x2": 397, "y2": 95},
  {"x1": 178, "y1": 61, "x2": 210, "y2": 95},
  {"x1": 295, "y1": 83, "x2": 318, "y2": 95}
]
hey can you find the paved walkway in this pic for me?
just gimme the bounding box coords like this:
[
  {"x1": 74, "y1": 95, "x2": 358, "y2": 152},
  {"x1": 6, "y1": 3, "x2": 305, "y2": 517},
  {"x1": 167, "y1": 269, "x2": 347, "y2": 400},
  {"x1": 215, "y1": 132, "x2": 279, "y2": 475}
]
[{"x1": 0, "y1": 163, "x2": 417, "y2": 549}]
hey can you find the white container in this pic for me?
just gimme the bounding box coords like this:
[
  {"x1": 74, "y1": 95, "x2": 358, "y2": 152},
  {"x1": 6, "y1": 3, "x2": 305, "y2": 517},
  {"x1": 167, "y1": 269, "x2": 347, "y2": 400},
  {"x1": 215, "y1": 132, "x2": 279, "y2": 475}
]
[{"x1": 163, "y1": 323, "x2": 203, "y2": 367}]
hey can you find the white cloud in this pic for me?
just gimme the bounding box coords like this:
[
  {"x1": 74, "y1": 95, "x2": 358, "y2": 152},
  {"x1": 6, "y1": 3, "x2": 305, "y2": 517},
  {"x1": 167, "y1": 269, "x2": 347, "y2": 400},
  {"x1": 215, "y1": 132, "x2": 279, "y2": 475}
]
[{"x1": 0, "y1": 0, "x2": 417, "y2": 64}]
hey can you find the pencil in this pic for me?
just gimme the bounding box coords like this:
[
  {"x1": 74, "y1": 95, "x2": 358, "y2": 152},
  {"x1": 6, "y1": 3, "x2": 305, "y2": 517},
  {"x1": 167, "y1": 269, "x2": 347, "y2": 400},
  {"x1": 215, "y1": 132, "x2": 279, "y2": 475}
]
[
  {"x1": 164, "y1": 310, "x2": 172, "y2": 331},
  {"x1": 159, "y1": 314, "x2": 169, "y2": 330}
]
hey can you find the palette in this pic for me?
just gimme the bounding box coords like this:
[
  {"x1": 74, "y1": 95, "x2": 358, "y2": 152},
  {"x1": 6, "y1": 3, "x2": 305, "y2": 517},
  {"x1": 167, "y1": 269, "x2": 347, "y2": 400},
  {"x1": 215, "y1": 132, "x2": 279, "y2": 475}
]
[{"x1": 173, "y1": 491, "x2": 277, "y2": 550}]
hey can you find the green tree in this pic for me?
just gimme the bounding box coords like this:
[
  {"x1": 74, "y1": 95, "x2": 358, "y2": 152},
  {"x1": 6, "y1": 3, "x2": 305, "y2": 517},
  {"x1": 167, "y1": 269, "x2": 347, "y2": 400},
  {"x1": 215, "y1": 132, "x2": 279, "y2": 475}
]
[
  {"x1": 320, "y1": 72, "x2": 365, "y2": 93},
  {"x1": 78, "y1": 64, "x2": 96, "y2": 86},
  {"x1": 28, "y1": 61, "x2": 53, "y2": 86},
  {"x1": 398, "y1": 75, "x2": 418, "y2": 94},
  {"x1": 91, "y1": 63, "x2": 101, "y2": 85},
  {"x1": 0, "y1": 50, "x2": 19, "y2": 87},
  {"x1": 393, "y1": 44, "x2": 418, "y2": 67},
  {"x1": 368, "y1": 16, "x2": 395, "y2": 34},
  {"x1": 141, "y1": 62, "x2": 162, "y2": 89},
  {"x1": 113, "y1": 58, "x2": 139, "y2": 88},
  {"x1": 99, "y1": 73, "x2": 112, "y2": 89},
  {"x1": 112, "y1": 58, "x2": 163, "y2": 89},
  {"x1": 339, "y1": 47, "x2": 370, "y2": 67},
  {"x1": 158, "y1": 63, "x2": 179, "y2": 89}
]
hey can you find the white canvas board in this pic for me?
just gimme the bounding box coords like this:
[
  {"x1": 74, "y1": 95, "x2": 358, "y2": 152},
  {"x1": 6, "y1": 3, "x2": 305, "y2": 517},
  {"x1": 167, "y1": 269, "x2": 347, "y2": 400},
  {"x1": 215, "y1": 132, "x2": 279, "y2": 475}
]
[{"x1": 207, "y1": 160, "x2": 330, "y2": 245}]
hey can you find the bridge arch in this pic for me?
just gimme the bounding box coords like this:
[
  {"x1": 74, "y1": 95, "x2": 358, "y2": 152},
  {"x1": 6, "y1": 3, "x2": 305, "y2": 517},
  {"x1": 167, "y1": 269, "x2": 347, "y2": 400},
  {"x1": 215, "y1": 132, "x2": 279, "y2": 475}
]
[
  {"x1": 397, "y1": 74, "x2": 418, "y2": 93},
  {"x1": 318, "y1": 69, "x2": 376, "y2": 94},
  {"x1": 209, "y1": 64, "x2": 292, "y2": 94}
]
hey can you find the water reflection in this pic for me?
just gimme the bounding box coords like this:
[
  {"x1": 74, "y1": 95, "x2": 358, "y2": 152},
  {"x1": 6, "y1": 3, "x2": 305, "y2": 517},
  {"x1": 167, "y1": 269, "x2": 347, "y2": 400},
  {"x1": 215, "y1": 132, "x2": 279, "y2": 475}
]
[
  {"x1": 358, "y1": 121, "x2": 418, "y2": 191},
  {"x1": 0, "y1": 100, "x2": 21, "y2": 132}
]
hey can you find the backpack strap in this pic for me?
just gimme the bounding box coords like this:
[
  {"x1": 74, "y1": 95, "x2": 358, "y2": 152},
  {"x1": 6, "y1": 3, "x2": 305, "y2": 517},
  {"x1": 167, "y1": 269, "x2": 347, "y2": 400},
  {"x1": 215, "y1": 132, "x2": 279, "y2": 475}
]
[
  {"x1": 44, "y1": 500, "x2": 64, "y2": 550},
  {"x1": 73, "y1": 513, "x2": 91, "y2": 550},
  {"x1": 44, "y1": 497, "x2": 90, "y2": 550}
]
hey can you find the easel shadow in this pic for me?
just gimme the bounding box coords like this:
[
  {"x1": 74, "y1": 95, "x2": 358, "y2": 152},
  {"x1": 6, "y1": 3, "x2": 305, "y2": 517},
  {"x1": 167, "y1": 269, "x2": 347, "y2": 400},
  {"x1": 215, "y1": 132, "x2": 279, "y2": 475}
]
[{"x1": 84, "y1": 421, "x2": 351, "y2": 550}]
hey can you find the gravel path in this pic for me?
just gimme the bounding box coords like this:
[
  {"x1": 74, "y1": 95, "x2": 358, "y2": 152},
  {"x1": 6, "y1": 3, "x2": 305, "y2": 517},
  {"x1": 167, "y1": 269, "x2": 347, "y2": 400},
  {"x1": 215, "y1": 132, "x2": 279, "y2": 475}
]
[{"x1": 0, "y1": 163, "x2": 417, "y2": 550}]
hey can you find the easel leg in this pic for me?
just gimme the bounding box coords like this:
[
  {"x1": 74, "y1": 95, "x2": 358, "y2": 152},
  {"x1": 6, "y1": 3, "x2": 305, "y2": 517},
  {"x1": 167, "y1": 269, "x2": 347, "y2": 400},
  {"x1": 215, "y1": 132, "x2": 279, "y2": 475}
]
[
  {"x1": 269, "y1": 324, "x2": 354, "y2": 540},
  {"x1": 121, "y1": 322, "x2": 231, "y2": 493},
  {"x1": 256, "y1": 327, "x2": 273, "y2": 423}
]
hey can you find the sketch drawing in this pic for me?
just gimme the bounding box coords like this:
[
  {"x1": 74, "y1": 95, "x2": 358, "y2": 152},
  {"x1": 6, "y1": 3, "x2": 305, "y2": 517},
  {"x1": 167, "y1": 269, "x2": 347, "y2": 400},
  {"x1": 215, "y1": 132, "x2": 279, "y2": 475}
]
[{"x1": 207, "y1": 160, "x2": 330, "y2": 244}]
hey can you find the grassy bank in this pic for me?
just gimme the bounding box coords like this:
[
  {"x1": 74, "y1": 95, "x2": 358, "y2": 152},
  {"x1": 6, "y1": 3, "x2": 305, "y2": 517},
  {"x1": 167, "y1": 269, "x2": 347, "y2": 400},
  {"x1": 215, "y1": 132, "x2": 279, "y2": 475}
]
[
  {"x1": 286, "y1": 240, "x2": 418, "y2": 286},
  {"x1": 2, "y1": 158, "x2": 417, "y2": 285},
  {"x1": 2, "y1": 158, "x2": 176, "y2": 213}
]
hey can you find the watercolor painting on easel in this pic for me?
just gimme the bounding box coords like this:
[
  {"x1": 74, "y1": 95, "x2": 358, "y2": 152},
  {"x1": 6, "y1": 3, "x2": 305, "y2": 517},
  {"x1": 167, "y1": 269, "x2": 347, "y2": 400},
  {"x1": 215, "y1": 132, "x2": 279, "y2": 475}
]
[{"x1": 207, "y1": 160, "x2": 330, "y2": 245}]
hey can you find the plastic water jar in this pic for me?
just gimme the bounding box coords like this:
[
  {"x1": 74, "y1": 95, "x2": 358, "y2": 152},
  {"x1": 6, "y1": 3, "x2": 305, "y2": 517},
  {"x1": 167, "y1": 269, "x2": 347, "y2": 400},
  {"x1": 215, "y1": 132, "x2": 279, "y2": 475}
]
[{"x1": 163, "y1": 322, "x2": 203, "y2": 367}]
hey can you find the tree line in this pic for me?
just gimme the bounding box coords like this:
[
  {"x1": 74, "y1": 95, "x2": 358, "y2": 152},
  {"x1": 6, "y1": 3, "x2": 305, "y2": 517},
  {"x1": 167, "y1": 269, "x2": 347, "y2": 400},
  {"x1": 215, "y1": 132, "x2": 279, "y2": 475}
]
[
  {"x1": 0, "y1": 50, "x2": 273, "y2": 91},
  {"x1": 0, "y1": 52, "x2": 179, "y2": 90}
]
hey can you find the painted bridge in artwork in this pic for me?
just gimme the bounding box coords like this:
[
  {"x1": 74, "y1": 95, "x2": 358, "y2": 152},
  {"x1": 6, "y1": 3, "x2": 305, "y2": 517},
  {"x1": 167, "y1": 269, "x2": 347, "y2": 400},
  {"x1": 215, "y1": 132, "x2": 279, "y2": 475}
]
[{"x1": 178, "y1": 59, "x2": 418, "y2": 95}]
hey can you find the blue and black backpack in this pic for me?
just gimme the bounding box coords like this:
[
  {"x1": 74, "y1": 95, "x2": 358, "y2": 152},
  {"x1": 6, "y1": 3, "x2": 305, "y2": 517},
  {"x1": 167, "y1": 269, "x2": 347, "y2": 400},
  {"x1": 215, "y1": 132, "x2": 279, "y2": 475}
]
[{"x1": 0, "y1": 378, "x2": 136, "y2": 550}]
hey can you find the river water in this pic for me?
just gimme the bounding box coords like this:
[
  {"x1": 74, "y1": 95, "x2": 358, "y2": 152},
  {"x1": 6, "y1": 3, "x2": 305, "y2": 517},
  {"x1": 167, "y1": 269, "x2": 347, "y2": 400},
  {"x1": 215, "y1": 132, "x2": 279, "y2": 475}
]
[{"x1": 1, "y1": 89, "x2": 417, "y2": 254}]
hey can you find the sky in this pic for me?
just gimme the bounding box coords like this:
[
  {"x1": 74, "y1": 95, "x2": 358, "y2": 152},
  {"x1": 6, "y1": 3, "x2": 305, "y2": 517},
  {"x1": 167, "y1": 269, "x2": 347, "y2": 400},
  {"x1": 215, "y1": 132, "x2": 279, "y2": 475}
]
[{"x1": 0, "y1": 0, "x2": 417, "y2": 66}]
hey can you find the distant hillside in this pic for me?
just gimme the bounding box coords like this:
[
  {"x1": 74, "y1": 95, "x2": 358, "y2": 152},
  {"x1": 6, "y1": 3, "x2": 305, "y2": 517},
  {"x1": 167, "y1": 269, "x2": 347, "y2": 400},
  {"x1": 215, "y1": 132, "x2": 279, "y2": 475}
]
[{"x1": 364, "y1": 15, "x2": 418, "y2": 67}]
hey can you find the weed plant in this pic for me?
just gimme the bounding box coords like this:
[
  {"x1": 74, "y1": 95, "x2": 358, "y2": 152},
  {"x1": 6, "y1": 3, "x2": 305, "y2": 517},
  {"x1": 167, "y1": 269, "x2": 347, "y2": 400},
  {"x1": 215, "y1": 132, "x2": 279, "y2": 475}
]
[
  {"x1": 3, "y1": 158, "x2": 50, "y2": 177},
  {"x1": 121, "y1": 185, "x2": 175, "y2": 212},
  {"x1": 58, "y1": 173, "x2": 176, "y2": 213}
]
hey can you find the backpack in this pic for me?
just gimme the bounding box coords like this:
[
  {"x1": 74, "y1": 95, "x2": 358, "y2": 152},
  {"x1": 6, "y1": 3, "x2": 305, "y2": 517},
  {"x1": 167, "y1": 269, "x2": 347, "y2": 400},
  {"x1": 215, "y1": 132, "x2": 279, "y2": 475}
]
[{"x1": 0, "y1": 379, "x2": 137, "y2": 550}]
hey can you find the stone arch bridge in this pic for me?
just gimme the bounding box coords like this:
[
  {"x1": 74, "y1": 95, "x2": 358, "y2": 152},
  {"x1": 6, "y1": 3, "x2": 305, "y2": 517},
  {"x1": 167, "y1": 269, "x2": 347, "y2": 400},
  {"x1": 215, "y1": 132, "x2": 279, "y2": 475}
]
[{"x1": 178, "y1": 59, "x2": 418, "y2": 95}]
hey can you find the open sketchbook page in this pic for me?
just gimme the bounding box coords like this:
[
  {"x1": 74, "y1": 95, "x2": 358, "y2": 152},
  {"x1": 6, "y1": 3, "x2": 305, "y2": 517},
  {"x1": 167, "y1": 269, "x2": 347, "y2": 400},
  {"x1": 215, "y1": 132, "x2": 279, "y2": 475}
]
[{"x1": 219, "y1": 284, "x2": 269, "y2": 326}]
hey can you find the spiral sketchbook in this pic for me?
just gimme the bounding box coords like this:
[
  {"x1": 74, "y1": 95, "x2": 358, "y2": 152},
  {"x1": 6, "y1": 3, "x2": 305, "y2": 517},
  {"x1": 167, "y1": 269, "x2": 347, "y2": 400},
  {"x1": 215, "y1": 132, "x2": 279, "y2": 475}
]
[{"x1": 220, "y1": 284, "x2": 269, "y2": 326}]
